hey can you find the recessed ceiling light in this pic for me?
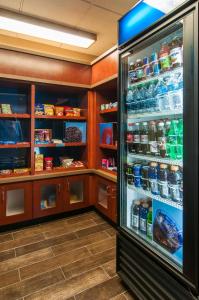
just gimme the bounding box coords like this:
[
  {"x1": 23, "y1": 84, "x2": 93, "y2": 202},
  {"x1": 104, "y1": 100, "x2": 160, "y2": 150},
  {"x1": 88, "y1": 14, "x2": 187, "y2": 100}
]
[{"x1": 0, "y1": 9, "x2": 96, "y2": 48}]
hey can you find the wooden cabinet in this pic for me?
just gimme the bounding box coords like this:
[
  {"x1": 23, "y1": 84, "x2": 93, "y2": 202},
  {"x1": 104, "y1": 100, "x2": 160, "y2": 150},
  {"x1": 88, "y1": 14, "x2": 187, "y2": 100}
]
[
  {"x1": 63, "y1": 175, "x2": 89, "y2": 211},
  {"x1": 33, "y1": 178, "x2": 63, "y2": 218},
  {"x1": 0, "y1": 182, "x2": 32, "y2": 225},
  {"x1": 95, "y1": 176, "x2": 117, "y2": 222}
]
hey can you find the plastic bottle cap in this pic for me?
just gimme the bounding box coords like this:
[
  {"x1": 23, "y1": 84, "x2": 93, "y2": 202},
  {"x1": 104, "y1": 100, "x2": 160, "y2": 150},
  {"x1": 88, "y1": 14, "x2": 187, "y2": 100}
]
[
  {"x1": 150, "y1": 162, "x2": 158, "y2": 167},
  {"x1": 160, "y1": 164, "x2": 168, "y2": 169},
  {"x1": 142, "y1": 203, "x2": 149, "y2": 208},
  {"x1": 171, "y1": 165, "x2": 179, "y2": 171}
]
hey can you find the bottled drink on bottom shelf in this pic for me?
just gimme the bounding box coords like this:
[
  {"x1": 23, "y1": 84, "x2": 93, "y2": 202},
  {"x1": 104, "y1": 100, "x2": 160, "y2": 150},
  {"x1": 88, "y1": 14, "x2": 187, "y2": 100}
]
[
  {"x1": 168, "y1": 165, "x2": 182, "y2": 203},
  {"x1": 133, "y1": 164, "x2": 142, "y2": 187},
  {"x1": 130, "y1": 200, "x2": 141, "y2": 229},
  {"x1": 158, "y1": 164, "x2": 169, "y2": 199},
  {"x1": 139, "y1": 202, "x2": 149, "y2": 234},
  {"x1": 147, "y1": 207, "x2": 153, "y2": 239},
  {"x1": 148, "y1": 162, "x2": 159, "y2": 195}
]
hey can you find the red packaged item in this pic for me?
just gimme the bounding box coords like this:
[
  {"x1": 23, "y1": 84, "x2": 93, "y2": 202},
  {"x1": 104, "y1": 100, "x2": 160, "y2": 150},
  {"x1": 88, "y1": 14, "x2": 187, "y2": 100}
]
[{"x1": 44, "y1": 157, "x2": 53, "y2": 170}]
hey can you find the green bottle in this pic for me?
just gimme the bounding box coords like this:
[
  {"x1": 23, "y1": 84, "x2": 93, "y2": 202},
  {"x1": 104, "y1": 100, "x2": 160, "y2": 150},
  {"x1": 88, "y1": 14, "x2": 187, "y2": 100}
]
[
  {"x1": 177, "y1": 119, "x2": 183, "y2": 159},
  {"x1": 167, "y1": 120, "x2": 179, "y2": 159},
  {"x1": 147, "y1": 207, "x2": 153, "y2": 240}
]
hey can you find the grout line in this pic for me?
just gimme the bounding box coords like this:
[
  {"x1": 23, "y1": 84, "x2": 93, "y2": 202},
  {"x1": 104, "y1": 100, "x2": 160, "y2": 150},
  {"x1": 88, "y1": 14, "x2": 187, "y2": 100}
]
[
  {"x1": 85, "y1": 245, "x2": 93, "y2": 256},
  {"x1": 100, "y1": 265, "x2": 111, "y2": 279},
  {"x1": 59, "y1": 266, "x2": 66, "y2": 280},
  {"x1": 18, "y1": 268, "x2": 22, "y2": 281}
]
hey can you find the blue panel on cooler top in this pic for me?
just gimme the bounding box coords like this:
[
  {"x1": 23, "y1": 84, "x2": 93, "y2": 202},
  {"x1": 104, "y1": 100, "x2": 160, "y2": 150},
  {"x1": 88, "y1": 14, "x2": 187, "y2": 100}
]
[{"x1": 118, "y1": 0, "x2": 184, "y2": 46}]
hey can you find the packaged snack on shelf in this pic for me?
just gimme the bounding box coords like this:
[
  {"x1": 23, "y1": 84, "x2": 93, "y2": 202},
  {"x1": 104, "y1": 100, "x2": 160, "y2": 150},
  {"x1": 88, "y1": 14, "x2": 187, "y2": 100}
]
[
  {"x1": 102, "y1": 159, "x2": 109, "y2": 168},
  {"x1": 0, "y1": 169, "x2": 12, "y2": 175},
  {"x1": 54, "y1": 106, "x2": 64, "y2": 116},
  {"x1": 35, "y1": 154, "x2": 44, "y2": 171},
  {"x1": 44, "y1": 104, "x2": 54, "y2": 116},
  {"x1": 44, "y1": 157, "x2": 53, "y2": 170},
  {"x1": 59, "y1": 157, "x2": 73, "y2": 168},
  {"x1": 35, "y1": 104, "x2": 44, "y2": 115},
  {"x1": 35, "y1": 129, "x2": 52, "y2": 144},
  {"x1": 64, "y1": 106, "x2": 81, "y2": 117},
  {"x1": 13, "y1": 168, "x2": 29, "y2": 174},
  {"x1": 64, "y1": 122, "x2": 86, "y2": 143},
  {"x1": 71, "y1": 161, "x2": 84, "y2": 168},
  {"x1": 1, "y1": 104, "x2": 12, "y2": 114}
]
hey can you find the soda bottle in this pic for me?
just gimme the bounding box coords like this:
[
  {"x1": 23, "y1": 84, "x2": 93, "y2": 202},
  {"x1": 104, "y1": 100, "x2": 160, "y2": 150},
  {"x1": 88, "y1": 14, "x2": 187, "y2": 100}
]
[
  {"x1": 168, "y1": 165, "x2": 182, "y2": 203},
  {"x1": 165, "y1": 120, "x2": 171, "y2": 157},
  {"x1": 133, "y1": 164, "x2": 142, "y2": 188},
  {"x1": 129, "y1": 62, "x2": 137, "y2": 83},
  {"x1": 140, "y1": 122, "x2": 150, "y2": 155},
  {"x1": 170, "y1": 36, "x2": 183, "y2": 68},
  {"x1": 133, "y1": 123, "x2": 141, "y2": 153},
  {"x1": 149, "y1": 162, "x2": 159, "y2": 195},
  {"x1": 147, "y1": 207, "x2": 153, "y2": 239},
  {"x1": 139, "y1": 202, "x2": 149, "y2": 234},
  {"x1": 159, "y1": 42, "x2": 171, "y2": 72},
  {"x1": 177, "y1": 119, "x2": 183, "y2": 159},
  {"x1": 158, "y1": 164, "x2": 169, "y2": 198},
  {"x1": 148, "y1": 121, "x2": 158, "y2": 156},
  {"x1": 130, "y1": 200, "x2": 141, "y2": 229},
  {"x1": 167, "y1": 120, "x2": 179, "y2": 159},
  {"x1": 141, "y1": 165, "x2": 150, "y2": 191},
  {"x1": 157, "y1": 121, "x2": 166, "y2": 158}
]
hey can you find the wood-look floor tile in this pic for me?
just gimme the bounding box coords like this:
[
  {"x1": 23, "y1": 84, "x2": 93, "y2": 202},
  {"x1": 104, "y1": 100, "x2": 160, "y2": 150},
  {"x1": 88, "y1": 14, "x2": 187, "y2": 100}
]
[
  {"x1": 0, "y1": 234, "x2": 45, "y2": 252},
  {"x1": 0, "y1": 268, "x2": 64, "y2": 300},
  {"x1": 93, "y1": 218, "x2": 106, "y2": 225},
  {"x1": 15, "y1": 232, "x2": 77, "y2": 257},
  {"x1": 123, "y1": 291, "x2": 136, "y2": 300},
  {"x1": 44, "y1": 219, "x2": 96, "y2": 239},
  {"x1": 0, "y1": 270, "x2": 20, "y2": 288},
  {"x1": 0, "y1": 248, "x2": 53, "y2": 274},
  {"x1": 105, "y1": 228, "x2": 117, "y2": 237},
  {"x1": 102, "y1": 259, "x2": 116, "y2": 278},
  {"x1": 20, "y1": 247, "x2": 90, "y2": 280},
  {"x1": 75, "y1": 276, "x2": 126, "y2": 300},
  {"x1": 13, "y1": 226, "x2": 43, "y2": 240},
  {"x1": 51, "y1": 231, "x2": 109, "y2": 256},
  {"x1": 65, "y1": 213, "x2": 96, "y2": 225},
  {"x1": 76, "y1": 223, "x2": 111, "y2": 238},
  {"x1": 87, "y1": 236, "x2": 116, "y2": 255},
  {"x1": 62, "y1": 248, "x2": 115, "y2": 281},
  {"x1": 0, "y1": 249, "x2": 15, "y2": 263},
  {"x1": 24, "y1": 267, "x2": 108, "y2": 300},
  {"x1": 0, "y1": 233, "x2": 13, "y2": 243},
  {"x1": 110, "y1": 294, "x2": 127, "y2": 300}
]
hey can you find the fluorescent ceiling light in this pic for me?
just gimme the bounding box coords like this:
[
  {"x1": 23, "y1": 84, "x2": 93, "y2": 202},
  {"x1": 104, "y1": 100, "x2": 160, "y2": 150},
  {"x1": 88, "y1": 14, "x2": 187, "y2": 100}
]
[{"x1": 0, "y1": 9, "x2": 96, "y2": 48}]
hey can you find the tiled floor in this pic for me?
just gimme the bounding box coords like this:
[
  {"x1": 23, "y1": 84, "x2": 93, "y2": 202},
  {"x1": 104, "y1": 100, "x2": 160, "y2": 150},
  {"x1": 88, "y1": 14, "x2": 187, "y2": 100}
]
[{"x1": 0, "y1": 211, "x2": 135, "y2": 300}]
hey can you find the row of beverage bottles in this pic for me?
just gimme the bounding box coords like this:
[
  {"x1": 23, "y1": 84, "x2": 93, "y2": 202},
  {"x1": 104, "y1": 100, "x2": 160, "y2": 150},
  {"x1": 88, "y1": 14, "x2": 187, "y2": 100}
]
[
  {"x1": 127, "y1": 161, "x2": 183, "y2": 204},
  {"x1": 126, "y1": 71, "x2": 183, "y2": 113},
  {"x1": 128, "y1": 36, "x2": 183, "y2": 83},
  {"x1": 130, "y1": 198, "x2": 152, "y2": 239},
  {"x1": 127, "y1": 118, "x2": 183, "y2": 160}
]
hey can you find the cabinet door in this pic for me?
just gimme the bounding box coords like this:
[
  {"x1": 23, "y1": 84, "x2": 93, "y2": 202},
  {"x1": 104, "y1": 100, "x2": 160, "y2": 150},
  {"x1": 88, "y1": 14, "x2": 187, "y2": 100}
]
[
  {"x1": 0, "y1": 182, "x2": 32, "y2": 225},
  {"x1": 33, "y1": 178, "x2": 63, "y2": 218},
  {"x1": 63, "y1": 175, "x2": 89, "y2": 211},
  {"x1": 95, "y1": 177, "x2": 117, "y2": 222}
]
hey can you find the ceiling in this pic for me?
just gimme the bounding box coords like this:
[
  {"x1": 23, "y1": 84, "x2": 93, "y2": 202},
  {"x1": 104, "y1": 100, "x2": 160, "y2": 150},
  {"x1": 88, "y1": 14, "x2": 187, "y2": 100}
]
[{"x1": 0, "y1": 0, "x2": 138, "y2": 64}]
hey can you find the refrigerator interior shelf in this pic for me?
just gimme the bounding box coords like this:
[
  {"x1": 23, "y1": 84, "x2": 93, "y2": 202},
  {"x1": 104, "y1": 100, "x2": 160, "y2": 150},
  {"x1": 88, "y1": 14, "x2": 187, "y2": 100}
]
[
  {"x1": 128, "y1": 66, "x2": 183, "y2": 88},
  {"x1": 128, "y1": 185, "x2": 183, "y2": 210},
  {"x1": 128, "y1": 153, "x2": 183, "y2": 167},
  {"x1": 127, "y1": 109, "x2": 183, "y2": 122}
]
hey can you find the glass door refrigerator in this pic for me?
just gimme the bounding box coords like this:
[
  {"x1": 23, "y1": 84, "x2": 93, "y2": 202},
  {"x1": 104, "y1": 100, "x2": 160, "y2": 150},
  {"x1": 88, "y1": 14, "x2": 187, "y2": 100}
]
[{"x1": 117, "y1": 1, "x2": 198, "y2": 299}]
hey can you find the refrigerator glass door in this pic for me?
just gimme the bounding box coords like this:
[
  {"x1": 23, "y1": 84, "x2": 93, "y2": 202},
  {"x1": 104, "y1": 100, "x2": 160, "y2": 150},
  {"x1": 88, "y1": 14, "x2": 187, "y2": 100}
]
[{"x1": 120, "y1": 21, "x2": 184, "y2": 271}]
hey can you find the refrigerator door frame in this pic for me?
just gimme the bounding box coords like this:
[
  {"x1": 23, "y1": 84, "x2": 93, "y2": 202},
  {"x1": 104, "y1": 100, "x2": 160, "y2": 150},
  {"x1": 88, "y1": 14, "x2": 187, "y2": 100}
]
[{"x1": 117, "y1": 1, "x2": 198, "y2": 293}]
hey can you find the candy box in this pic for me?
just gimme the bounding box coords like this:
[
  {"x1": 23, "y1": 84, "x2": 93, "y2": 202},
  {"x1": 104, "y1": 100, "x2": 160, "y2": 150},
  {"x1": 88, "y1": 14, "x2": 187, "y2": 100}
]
[
  {"x1": 35, "y1": 154, "x2": 44, "y2": 171},
  {"x1": 44, "y1": 104, "x2": 54, "y2": 116}
]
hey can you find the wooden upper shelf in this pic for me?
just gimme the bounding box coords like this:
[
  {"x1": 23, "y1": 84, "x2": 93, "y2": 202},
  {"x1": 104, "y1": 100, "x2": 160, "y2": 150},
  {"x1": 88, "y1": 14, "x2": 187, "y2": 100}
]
[
  {"x1": 34, "y1": 115, "x2": 86, "y2": 120},
  {"x1": 100, "y1": 108, "x2": 117, "y2": 114},
  {"x1": 0, "y1": 113, "x2": 30, "y2": 119}
]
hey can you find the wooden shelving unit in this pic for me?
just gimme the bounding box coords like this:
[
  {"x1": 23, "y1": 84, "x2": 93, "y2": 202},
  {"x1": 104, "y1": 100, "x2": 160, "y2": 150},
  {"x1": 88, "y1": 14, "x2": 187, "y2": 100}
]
[
  {"x1": 0, "y1": 143, "x2": 30, "y2": 148},
  {"x1": 34, "y1": 115, "x2": 86, "y2": 120},
  {"x1": 99, "y1": 107, "x2": 117, "y2": 114},
  {"x1": 34, "y1": 142, "x2": 87, "y2": 147},
  {"x1": 0, "y1": 113, "x2": 31, "y2": 119},
  {"x1": 99, "y1": 144, "x2": 117, "y2": 150}
]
